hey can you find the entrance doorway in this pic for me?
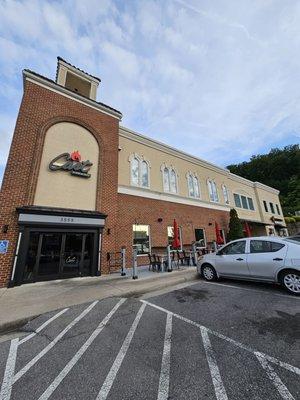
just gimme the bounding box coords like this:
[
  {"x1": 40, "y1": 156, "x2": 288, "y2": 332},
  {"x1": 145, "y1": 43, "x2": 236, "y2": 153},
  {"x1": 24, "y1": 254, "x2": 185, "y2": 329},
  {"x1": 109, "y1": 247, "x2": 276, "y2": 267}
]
[{"x1": 22, "y1": 230, "x2": 97, "y2": 283}]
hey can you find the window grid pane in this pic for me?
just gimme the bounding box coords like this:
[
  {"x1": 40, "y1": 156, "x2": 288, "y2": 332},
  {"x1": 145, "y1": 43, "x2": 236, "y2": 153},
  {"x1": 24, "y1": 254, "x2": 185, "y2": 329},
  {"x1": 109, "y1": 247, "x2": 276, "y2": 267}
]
[
  {"x1": 234, "y1": 193, "x2": 241, "y2": 208},
  {"x1": 247, "y1": 197, "x2": 254, "y2": 210},
  {"x1": 241, "y1": 195, "x2": 248, "y2": 209},
  {"x1": 133, "y1": 224, "x2": 150, "y2": 255},
  {"x1": 131, "y1": 158, "x2": 139, "y2": 185},
  {"x1": 188, "y1": 175, "x2": 194, "y2": 197},
  {"x1": 170, "y1": 170, "x2": 177, "y2": 193},
  {"x1": 163, "y1": 168, "x2": 170, "y2": 191},
  {"x1": 141, "y1": 161, "x2": 149, "y2": 187}
]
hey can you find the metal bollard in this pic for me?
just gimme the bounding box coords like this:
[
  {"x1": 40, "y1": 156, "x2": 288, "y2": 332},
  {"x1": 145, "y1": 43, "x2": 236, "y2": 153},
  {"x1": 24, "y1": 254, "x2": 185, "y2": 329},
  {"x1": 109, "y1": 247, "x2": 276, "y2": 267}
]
[
  {"x1": 121, "y1": 247, "x2": 126, "y2": 276},
  {"x1": 167, "y1": 245, "x2": 172, "y2": 272},
  {"x1": 132, "y1": 247, "x2": 138, "y2": 279},
  {"x1": 192, "y1": 242, "x2": 197, "y2": 266}
]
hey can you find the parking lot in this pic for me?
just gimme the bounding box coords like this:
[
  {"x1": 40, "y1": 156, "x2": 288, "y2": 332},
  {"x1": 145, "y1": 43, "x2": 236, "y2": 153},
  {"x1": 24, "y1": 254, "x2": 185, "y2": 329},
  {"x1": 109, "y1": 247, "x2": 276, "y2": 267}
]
[{"x1": 0, "y1": 279, "x2": 299, "y2": 400}]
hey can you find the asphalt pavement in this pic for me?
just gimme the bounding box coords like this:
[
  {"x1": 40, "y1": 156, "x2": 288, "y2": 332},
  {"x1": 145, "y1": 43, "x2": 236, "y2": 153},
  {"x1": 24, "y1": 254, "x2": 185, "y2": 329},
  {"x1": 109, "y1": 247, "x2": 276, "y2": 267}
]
[{"x1": 0, "y1": 279, "x2": 299, "y2": 400}]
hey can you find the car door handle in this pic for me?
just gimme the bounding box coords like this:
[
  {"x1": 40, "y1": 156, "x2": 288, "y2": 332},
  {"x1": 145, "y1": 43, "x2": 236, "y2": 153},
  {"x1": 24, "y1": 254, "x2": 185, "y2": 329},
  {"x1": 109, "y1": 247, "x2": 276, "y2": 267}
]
[
  {"x1": 236, "y1": 258, "x2": 244, "y2": 261},
  {"x1": 273, "y1": 258, "x2": 283, "y2": 261}
]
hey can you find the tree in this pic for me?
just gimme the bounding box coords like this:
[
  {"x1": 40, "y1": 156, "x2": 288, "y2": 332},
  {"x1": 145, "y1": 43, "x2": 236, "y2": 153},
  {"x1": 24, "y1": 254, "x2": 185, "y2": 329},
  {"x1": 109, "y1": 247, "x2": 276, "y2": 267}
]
[
  {"x1": 228, "y1": 209, "x2": 244, "y2": 241},
  {"x1": 227, "y1": 144, "x2": 300, "y2": 215}
]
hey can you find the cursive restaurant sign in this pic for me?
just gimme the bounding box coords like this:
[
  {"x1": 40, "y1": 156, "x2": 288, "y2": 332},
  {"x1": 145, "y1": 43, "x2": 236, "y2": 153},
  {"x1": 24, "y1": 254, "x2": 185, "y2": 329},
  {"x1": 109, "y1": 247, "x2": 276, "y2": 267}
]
[{"x1": 49, "y1": 151, "x2": 93, "y2": 178}]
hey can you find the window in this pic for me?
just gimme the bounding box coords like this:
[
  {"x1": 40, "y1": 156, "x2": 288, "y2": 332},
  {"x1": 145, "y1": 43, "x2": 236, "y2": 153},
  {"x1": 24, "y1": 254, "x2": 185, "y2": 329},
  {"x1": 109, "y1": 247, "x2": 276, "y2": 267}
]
[
  {"x1": 263, "y1": 201, "x2": 268, "y2": 212},
  {"x1": 241, "y1": 195, "x2": 248, "y2": 209},
  {"x1": 234, "y1": 193, "x2": 241, "y2": 208},
  {"x1": 130, "y1": 155, "x2": 150, "y2": 188},
  {"x1": 276, "y1": 204, "x2": 281, "y2": 215},
  {"x1": 187, "y1": 174, "x2": 200, "y2": 198},
  {"x1": 222, "y1": 184, "x2": 229, "y2": 204},
  {"x1": 234, "y1": 193, "x2": 255, "y2": 210},
  {"x1": 221, "y1": 240, "x2": 246, "y2": 255},
  {"x1": 207, "y1": 180, "x2": 219, "y2": 202},
  {"x1": 269, "y1": 202, "x2": 275, "y2": 214},
  {"x1": 167, "y1": 226, "x2": 183, "y2": 250},
  {"x1": 195, "y1": 228, "x2": 206, "y2": 247},
  {"x1": 133, "y1": 225, "x2": 150, "y2": 255},
  {"x1": 247, "y1": 197, "x2": 254, "y2": 210},
  {"x1": 250, "y1": 240, "x2": 285, "y2": 253},
  {"x1": 162, "y1": 166, "x2": 178, "y2": 193}
]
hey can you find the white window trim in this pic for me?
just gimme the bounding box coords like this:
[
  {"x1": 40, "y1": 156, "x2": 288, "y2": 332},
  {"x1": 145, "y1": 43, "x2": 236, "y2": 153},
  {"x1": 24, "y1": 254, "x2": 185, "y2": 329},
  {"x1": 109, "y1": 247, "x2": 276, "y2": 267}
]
[
  {"x1": 161, "y1": 163, "x2": 179, "y2": 194},
  {"x1": 207, "y1": 179, "x2": 219, "y2": 203},
  {"x1": 129, "y1": 153, "x2": 151, "y2": 189},
  {"x1": 186, "y1": 172, "x2": 201, "y2": 199},
  {"x1": 233, "y1": 193, "x2": 255, "y2": 211},
  {"x1": 133, "y1": 224, "x2": 151, "y2": 256},
  {"x1": 221, "y1": 184, "x2": 230, "y2": 205}
]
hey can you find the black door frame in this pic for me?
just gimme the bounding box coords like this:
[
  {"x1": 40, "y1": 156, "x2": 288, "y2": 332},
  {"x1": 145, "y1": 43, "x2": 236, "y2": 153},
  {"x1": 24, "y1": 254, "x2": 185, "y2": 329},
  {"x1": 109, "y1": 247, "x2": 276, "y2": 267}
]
[{"x1": 14, "y1": 226, "x2": 101, "y2": 285}]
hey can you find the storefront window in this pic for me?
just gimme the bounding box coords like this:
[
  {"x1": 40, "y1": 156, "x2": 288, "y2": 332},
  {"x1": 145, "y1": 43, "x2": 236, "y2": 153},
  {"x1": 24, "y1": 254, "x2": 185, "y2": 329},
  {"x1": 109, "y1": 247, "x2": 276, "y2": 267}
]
[
  {"x1": 133, "y1": 224, "x2": 150, "y2": 255},
  {"x1": 195, "y1": 228, "x2": 207, "y2": 247}
]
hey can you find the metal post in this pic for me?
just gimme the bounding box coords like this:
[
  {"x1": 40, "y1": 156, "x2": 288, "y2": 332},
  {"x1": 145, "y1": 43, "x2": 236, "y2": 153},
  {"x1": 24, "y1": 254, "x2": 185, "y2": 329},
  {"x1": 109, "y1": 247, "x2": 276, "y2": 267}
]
[
  {"x1": 192, "y1": 242, "x2": 197, "y2": 266},
  {"x1": 132, "y1": 246, "x2": 138, "y2": 279},
  {"x1": 167, "y1": 245, "x2": 172, "y2": 272},
  {"x1": 121, "y1": 247, "x2": 126, "y2": 276}
]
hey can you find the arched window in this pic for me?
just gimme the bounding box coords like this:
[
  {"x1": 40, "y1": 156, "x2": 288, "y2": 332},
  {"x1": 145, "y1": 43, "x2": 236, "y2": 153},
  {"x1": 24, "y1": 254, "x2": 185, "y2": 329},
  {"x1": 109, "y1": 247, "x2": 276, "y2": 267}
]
[
  {"x1": 187, "y1": 173, "x2": 200, "y2": 198},
  {"x1": 130, "y1": 155, "x2": 150, "y2": 188},
  {"x1": 170, "y1": 169, "x2": 177, "y2": 193},
  {"x1": 162, "y1": 165, "x2": 178, "y2": 194},
  {"x1": 207, "y1": 179, "x2": 219, "y2": 202},
  {"x1": 131, "y1": 157, "x2": 139, "y2": 186},
  {"x1": 141, "y1": 161, "x2": 149, "y2": 187},
  {"x1": 222, "y1": 184, "x2": 229, "y2": 204}
]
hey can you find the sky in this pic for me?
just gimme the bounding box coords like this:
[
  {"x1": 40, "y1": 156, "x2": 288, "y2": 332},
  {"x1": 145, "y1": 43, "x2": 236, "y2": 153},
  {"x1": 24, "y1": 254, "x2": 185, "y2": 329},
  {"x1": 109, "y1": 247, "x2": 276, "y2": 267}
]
[{"x1": 1, "y1": 0, "x2": 300, "y2": 183}]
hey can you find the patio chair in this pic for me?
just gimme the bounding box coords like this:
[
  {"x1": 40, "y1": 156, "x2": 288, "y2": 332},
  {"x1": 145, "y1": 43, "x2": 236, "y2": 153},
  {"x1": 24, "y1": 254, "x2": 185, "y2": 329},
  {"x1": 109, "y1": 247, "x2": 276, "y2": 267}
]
[
  {"x1": 148, "y1": 253, "x2": 159, "y2": 272},
  {"x1": 183, "y1": 250, "x2": 192, "y2": 265},
  {"x1": 171, "y1": 251, "x2": 179, "y2": 269}
]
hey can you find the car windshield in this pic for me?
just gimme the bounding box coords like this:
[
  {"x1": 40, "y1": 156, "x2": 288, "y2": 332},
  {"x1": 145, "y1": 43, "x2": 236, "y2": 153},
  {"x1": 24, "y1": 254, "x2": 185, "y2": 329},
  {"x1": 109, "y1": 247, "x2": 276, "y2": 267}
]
[{"x1": 282, "y1": 237, "x2": 300, "y2": 245}]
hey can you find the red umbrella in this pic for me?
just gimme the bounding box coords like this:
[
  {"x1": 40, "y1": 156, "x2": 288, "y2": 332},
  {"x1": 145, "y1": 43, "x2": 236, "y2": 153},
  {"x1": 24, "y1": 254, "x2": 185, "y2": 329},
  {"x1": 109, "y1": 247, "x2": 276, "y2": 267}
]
[
  {"x1": 172, "y1": 219, "x2": 181, "y2": 249},
  {"x1": 244, "y1": 222, "x2": 252, "y2": 237},
  {"x1": 215, "y1": 222, "x2": 224, "y2": 245}
]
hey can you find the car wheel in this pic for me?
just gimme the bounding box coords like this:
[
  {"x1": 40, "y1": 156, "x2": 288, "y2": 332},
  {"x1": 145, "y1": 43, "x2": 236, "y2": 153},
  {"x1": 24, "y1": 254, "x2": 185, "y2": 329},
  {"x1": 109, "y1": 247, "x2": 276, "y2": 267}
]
[
  {"x1": 280, "y1": 270, "x2": 300, "y2": 295},
  {"x1": 201, "y1": 264, "x2": 217, "y2": 281}
]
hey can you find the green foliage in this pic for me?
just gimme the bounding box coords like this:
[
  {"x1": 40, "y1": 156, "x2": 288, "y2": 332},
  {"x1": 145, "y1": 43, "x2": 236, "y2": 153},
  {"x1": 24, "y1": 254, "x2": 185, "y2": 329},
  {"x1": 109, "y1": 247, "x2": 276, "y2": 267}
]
[
  {"x1": 284, "y1": 217, "x2": 296, "y2": 224},
  {"x1": 227, "y1": 144, "x2": 300, "y2": 215},
  {"x1": 294, "y1": 216, "x2": 300, "y2": 222},
  {"x1": 228, "y1": 208, "x2": 244, "y2": 241}
]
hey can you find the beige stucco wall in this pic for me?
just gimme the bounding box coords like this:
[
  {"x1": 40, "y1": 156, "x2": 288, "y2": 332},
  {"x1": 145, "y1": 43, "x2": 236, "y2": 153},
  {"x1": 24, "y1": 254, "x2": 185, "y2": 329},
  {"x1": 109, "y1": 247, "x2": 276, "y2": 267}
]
[
  {"x1": 118, "y1": 128, "x2": 283, "y2": 227},
  {"x1": 34, "y1": 122, "x2": 99, "y2": 210}
]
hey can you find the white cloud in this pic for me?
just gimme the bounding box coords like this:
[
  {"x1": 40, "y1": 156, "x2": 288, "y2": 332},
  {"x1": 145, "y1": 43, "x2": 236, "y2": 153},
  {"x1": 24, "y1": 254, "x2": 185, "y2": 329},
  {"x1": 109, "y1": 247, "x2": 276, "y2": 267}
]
[{"x1": 0, "y1": 0, "x2": 299, "y2": 181}]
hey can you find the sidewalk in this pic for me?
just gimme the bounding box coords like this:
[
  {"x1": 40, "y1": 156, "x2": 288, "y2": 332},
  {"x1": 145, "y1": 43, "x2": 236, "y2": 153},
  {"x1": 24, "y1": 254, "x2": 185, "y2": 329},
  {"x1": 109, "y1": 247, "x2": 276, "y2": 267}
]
[{"x1": 0, "y1": 266, "x2": 198, "y2": 333}]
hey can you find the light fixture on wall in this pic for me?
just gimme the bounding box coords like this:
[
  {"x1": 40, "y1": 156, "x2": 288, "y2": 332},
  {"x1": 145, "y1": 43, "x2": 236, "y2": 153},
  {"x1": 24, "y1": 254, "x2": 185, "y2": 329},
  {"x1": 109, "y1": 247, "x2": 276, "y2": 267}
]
[{"x1": 157, "y1": 218, "x2": 163, "y2": 223}]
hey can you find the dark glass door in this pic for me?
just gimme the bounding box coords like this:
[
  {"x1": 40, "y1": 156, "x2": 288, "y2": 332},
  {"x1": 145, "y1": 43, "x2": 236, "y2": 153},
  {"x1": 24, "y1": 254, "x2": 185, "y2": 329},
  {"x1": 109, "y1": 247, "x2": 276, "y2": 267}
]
[
  {"x1": 21, "y1": 230, "x2": 96, "y2": 283},
  {"x1": 38, "y1": 233, "x2": 62, "y2": 277},
  {"x1": 61, "y1": 233, "x2": 83, "y2": 275}
]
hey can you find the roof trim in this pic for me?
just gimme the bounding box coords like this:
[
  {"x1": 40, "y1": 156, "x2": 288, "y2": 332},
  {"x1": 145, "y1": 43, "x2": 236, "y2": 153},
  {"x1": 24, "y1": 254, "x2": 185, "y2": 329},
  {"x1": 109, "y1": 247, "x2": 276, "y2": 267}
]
[
  {"x1": 23, "y1": 69, "x2": 122, "y2": 120},
  {"x1": 57, "y1": 56, "x2": 101, "y2": 83}
]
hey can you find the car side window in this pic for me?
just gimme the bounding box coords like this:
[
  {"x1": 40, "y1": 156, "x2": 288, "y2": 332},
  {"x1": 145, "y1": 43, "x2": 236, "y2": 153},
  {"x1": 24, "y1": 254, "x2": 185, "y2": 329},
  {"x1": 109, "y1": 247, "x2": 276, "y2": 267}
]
[
  {"x1": 221, "y1": 241, "x2": 246, "y2": 255},
  {"x1": 250, "y1": 240, "x2": 285, "y2": 253}
]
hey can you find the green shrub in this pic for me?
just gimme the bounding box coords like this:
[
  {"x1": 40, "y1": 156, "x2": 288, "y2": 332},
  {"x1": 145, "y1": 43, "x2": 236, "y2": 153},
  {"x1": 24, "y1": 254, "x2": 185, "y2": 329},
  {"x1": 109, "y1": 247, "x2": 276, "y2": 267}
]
[
  {"x1": 284, "y1": 217, "x2": 296, "y2": 223},
  {"x1": 228, "y1": 209, "x2": 244, "y2": 241}
]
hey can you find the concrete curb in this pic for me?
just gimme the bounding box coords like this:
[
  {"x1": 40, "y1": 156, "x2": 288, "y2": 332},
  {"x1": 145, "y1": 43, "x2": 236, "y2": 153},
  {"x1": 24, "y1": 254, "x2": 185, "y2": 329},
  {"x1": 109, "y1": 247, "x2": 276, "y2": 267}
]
[{"x1": 0, "y1": 270, "x2": 198, "y2": 335}]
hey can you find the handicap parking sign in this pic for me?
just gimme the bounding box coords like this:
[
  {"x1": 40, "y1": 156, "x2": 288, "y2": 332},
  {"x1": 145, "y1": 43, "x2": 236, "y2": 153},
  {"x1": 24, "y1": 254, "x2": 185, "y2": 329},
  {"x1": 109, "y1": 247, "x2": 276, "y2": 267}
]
[{"x1": 0, "y1": 240, "x2": 9, "y2": 254}]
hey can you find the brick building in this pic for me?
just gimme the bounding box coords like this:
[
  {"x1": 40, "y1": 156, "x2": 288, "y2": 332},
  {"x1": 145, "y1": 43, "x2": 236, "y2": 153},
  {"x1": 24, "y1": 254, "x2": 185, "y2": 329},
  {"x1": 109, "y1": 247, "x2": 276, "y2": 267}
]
[{"x1": 0, "y1": 58, "x2": 286, "y2": 287}]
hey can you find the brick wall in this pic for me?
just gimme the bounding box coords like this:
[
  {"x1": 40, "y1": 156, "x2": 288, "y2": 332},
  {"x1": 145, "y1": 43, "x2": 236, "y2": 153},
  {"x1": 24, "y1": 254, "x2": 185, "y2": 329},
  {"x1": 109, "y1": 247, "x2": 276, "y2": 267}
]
[
  {"x1": 116, "y1": 193, "x2": 230, "y2": 268},
  {"x1": 0, "y1": 80, "x2": 120, "y2": 287}
]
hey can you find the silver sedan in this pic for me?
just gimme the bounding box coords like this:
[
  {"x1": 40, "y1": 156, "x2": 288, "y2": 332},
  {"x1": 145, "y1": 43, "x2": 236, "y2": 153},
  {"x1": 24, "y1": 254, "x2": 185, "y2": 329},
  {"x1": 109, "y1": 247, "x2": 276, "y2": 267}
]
[{"x1": 197, "y1": 236, "x2": 300, "y2": 295}]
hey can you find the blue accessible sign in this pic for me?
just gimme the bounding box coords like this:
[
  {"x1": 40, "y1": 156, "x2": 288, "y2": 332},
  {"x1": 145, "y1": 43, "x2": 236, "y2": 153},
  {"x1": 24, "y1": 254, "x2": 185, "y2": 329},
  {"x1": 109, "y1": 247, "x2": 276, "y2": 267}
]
[{"x1": 0, "y1": 240, "x2": 9, "y2": 254}]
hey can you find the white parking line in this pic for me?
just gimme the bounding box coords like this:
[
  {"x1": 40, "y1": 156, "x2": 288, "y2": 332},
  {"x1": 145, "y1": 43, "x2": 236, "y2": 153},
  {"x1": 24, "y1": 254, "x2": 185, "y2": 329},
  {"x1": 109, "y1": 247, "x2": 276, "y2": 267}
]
[
  {"x1": 157, "y1": 313, "x2": 172, "y2": 400},
  {"x1": 96, "y1": 303, "x2": 147, "y2": 400},
  {"x1": 0, "y1": 339, "x2": 19, "y2": 400},
  {"x1": 201, "y1": 327, "x2": 228, "y2": 400},
  {"x1": 255, "y1": 353, "x2": 295, "y2": 400},
  {"x1": 19, "y1": 308, "x2": 69, "y2": 345},
  {"x1": 141, "y1": 300, "x2": 300, "y2": 376},
  {"x1": 199, "y1": 280, "x2": 300, "y2": 300},
  {"x1": 38, "y1": 299, "x2": 126, "y2": 400},
  {"x1": 13, "y1": 300, "x2": 98, "y2": 383}
]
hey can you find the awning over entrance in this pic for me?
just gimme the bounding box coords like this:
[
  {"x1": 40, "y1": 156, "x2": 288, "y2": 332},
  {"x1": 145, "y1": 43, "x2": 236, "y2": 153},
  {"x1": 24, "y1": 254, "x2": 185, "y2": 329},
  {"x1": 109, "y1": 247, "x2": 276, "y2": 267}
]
[{"x1": 17, "y1": 206, "x2": 107, "y2": 227}]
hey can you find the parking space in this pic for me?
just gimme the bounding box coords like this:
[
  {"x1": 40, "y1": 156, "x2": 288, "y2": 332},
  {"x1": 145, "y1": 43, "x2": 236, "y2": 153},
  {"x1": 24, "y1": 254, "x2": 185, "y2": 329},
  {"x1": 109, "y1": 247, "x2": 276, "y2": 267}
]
[{"x1": 0, "y1": 281, "x2": 299, "y2": 400}]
